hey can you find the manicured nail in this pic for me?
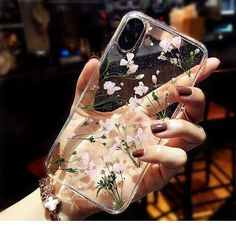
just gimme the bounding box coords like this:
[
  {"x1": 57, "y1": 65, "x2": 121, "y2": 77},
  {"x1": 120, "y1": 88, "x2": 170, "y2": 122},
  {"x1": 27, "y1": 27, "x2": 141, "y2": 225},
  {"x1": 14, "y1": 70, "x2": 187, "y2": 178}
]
[
  {"x1": 89, "y1": 55, "x2": 99, "y2": 60},
  {"x1": 151, "y1": 122, "x2": 167, "y2": 133},
  {"x1": 176, "y1": 86, "x2": 192, "y2": 96},
  {"x1": 132, "y1": 149, "x2": 144, "y2": 158}
]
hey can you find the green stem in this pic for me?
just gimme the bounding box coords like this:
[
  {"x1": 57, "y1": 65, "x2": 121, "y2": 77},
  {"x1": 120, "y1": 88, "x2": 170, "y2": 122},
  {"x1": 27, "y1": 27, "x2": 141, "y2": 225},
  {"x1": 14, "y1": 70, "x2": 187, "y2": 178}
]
[{"x1": 146, "y1": 95, "x2": 162, "y2": 119}]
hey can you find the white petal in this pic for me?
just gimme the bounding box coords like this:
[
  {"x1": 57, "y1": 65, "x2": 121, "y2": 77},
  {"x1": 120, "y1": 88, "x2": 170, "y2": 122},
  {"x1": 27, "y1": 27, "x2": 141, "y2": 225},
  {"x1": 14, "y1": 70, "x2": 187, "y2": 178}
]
[
  {"x1": 172, "y1": 36, "x2": 181, "y2": 49},
  {"x1": 107, "y1": 89, "x2": 115, "y2": 95},
  {"x1": 152, "y1": 75, "x2": 157, "y2": 84},
  {"x1": 113, "y1": 86, "x2": 121, "y2": 91},
  {"x1": 156, "y1": 70, "x2": 160, "y2": 75},
  {"x1": 120, "y1": 59, "x2": 128, "y2": 66},
  {"x1": 194, "y1": 48, "x2": 200, "y2": 54},
  {"x1": 126, "y1": 52, "x2": 134, "y2": 62},
  {"x1": 135, "y1": 74, "x2": 144, "y2": 80},
  {"x1": 127, "y1": 64, "x2": 138, "y2": 74}
]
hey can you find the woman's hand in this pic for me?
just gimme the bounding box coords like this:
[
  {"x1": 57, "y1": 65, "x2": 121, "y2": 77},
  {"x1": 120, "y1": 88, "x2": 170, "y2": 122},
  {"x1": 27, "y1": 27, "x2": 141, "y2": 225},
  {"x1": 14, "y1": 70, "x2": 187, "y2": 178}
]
[{"x1": 55, "y1": 57, "x2": 220, "y2": 220}]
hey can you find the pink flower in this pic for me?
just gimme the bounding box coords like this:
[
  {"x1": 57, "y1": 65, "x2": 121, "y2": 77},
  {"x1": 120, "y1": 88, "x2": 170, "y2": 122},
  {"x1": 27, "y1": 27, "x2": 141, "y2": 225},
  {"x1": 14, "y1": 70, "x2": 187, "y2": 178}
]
[
  {"x1": 113, "y1": 162, "x2": 125, "y2": 173},
  {"x1": 134, "y1": 82, "x2": 149, "y2": 96},
  {"x1": 171, "y1": 36, "x2": 181, "y2": 49},
  {"x1": 82, "y1": 152, "x2": 89, "y2": 166},
  {"x1": 159, "y1": 39, "x2": 173, "y2": 53},
  {"x1": 129, "y1": 96, "x2": 142, "y2": 112},
  {"x1": 110, "y1": 136, "x2": 121, "y2": 151},
  {"x1": 99, "y1": 119, "x2": 116, "y2": 136},
  {"x1": 82, "y1": 152, "x2": 96, "y2": 175},
  {"x1": 104, "y1": 81, "x2": 121, "y2": 95},
  {"x1": 88, "y1": 160, "x2": 96, "y2": 175}
]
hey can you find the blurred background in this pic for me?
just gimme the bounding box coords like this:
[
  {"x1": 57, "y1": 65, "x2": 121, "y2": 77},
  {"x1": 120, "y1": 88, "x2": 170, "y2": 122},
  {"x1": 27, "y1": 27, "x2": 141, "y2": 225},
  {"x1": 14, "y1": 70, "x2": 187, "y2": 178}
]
[{"x1": 0, "y1": 0, "x2": 236, "y2": 221}]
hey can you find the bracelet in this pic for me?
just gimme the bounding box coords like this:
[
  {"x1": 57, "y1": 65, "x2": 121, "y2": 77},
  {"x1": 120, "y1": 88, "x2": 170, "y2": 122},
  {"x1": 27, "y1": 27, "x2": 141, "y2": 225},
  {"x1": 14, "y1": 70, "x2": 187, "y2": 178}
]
[{"x1": 39, "y1": 177, "x2": 61, "y2": 221}]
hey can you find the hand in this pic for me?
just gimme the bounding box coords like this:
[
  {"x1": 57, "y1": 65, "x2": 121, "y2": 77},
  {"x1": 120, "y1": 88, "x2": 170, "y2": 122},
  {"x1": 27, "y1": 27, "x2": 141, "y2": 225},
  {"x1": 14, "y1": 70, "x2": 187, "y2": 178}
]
[{"x1": 55, "y1": 57, "x2": 220, "y2": 220}]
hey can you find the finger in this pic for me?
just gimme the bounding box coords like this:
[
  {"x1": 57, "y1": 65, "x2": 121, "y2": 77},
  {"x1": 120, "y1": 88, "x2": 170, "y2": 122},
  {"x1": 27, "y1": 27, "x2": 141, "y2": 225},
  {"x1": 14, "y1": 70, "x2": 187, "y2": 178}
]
[
  {"x1": 71, "y1": 58, "x2": 100, "y2": 110},
  {"x1": 175, "y1": 86, "x2": 205, "y2": 123},
  {"x1": 140, "y1": 57, "x2": 220, "y2": 117},
  {"x1": 132, "y1": 145, "x2": 187, "y2": 169},
  {"x1": 150, "y1": 119, "x2": 206, "y2": 150},
  {"x1": 195, "y1": 57, "x2": 220, "y2": 84}
]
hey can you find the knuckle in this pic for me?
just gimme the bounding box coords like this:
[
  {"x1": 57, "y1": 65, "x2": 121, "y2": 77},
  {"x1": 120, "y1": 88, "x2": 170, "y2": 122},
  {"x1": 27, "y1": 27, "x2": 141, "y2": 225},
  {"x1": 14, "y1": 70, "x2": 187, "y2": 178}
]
[{"x1": 175, "y1": 148, "x2": 187, "y2": 167}]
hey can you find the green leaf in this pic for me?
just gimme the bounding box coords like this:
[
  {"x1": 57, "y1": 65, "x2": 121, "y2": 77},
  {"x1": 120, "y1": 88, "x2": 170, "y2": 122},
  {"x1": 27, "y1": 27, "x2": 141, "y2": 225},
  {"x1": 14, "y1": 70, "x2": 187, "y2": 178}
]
[
  {"x1": 55, "y1": 157, "x2": 65, "y2": 163},
  {"x1": 81, "y1": 120, "x2": 89, "y2": 127},
  {"x1": 96, "y1": 186, "x2": 103, "y2": 197}
]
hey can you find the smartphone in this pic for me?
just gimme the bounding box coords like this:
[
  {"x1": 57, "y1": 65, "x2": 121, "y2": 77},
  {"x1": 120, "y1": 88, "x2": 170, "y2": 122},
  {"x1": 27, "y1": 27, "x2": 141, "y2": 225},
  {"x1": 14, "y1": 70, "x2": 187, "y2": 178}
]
[{"x1": 45, "y1": 11, "x2": 208, "y2": 214}]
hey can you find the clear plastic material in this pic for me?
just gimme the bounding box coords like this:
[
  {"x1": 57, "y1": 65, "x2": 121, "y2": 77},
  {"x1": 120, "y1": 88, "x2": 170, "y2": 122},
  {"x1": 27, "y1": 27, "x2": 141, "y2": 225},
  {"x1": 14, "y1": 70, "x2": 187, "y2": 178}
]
[{"x1": 45, "y1": 11, "x2": 208, "y2": 214}]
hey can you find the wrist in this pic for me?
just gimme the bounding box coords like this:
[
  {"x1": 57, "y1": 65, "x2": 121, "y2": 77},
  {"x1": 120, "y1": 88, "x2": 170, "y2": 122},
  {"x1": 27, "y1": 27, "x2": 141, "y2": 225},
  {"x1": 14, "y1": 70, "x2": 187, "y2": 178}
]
[{"x1": 47, "y1": 178, "x2": 101, "y2": 220}]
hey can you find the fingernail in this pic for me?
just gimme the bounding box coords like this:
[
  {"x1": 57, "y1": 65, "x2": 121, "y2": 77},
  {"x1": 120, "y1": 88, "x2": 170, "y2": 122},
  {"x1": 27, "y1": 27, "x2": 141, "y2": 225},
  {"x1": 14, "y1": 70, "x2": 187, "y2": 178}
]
[
  {"x1": 132, "y1": 149, "x2": 144, "y2": 158},
  {"x1": 176, "y1": 86, "x2": 192, "y2": 96},
  {"x1": 151, "y1": 122, "x2": 167, "y2": 133},
  {"x1": 89, "y1": 55, "x2": 99, "y2": 60}
]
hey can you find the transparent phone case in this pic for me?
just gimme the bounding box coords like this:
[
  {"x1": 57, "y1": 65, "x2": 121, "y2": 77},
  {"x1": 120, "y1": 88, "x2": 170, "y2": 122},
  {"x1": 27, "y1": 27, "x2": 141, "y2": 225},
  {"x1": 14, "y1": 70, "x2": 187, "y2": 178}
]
[{"x1": 45, "y1": 11, "x2": 208, "y2": 214}]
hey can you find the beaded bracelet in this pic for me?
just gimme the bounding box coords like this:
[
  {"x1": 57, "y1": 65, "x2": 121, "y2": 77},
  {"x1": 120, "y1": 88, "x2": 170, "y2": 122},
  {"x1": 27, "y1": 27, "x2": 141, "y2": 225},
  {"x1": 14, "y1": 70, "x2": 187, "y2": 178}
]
[{"x1": 39, "y1": 177, "x2": 61, "y2": 221}]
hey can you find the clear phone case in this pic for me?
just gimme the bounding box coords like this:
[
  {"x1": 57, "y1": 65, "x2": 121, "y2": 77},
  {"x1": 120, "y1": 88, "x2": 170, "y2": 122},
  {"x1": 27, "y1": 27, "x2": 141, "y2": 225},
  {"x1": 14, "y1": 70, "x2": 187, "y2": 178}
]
[{"x1": 45, "y1": 11, "x2": 208, "y2": 214}]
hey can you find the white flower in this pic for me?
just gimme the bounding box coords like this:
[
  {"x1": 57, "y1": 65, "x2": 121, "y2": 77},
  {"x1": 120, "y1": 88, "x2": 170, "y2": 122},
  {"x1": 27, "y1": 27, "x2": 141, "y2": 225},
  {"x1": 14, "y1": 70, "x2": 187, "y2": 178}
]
[
  {"x1": 134, "y1": 82, "x2": 149, "y2": 96},
  {"x1": 103, "y1": 81, "x2": 121, "y2": 95},
  {"x1": 159, "y1": 39, "x2": 173, "y2": 53},
  {"x1": 171, "y1": 36, "x2": 181, "y2": 49},
  {"x1": 120, "y1": 52, "x2": 139, "y2": 74},
  {"x1": 43, "y1": 196, "x2": 60, "y2": 212},
  {"x1": 134, "y1": 127, "x2": 143, "y2": 144},
  {"x1": 158, "y1": 52, "x2": 167, "y2": 61},
  {"x1": 135, "y1": 74, "x2": 145, "y2": 80},
  {"x1": 113, "y1": 162, "x2": 125, "y2": 173},
  {"x1": 129, "y1": 96, "x2": 142, "y2": 112},
  {"x1": 194, "y1": 48, "x2": 200, "y2": 55},
  {"x1": 152, "y1": 70, "x2": 160, "y2": 85},
  {"x1": 148, "y1": 26, "x2": 153, "y2": 31},
  {"x1": 120, "y1": 52, "x2": 134, "y2": 66},
  {"x1": 110, "y1": 136, "x2": 121, "y2": 151},
  {"x1": 127, "y1": 63, "x2": 139, "y2": 74},
  {"x1": 99, "y1": 119, "x2": 116, "y2": 135},
  {"x1": 170, "y1": 58, "x2": 178, "y2": 65},
  {"x1": 152, "y1": 75, "x2": 157, "y2": 85}
]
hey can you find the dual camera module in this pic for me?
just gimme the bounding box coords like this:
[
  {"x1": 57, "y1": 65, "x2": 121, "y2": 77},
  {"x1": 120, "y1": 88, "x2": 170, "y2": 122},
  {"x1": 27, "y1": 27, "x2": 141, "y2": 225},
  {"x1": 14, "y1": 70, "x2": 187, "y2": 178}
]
[{"x1": 118, "y1": 18, "x2": 145, "y2": 52}]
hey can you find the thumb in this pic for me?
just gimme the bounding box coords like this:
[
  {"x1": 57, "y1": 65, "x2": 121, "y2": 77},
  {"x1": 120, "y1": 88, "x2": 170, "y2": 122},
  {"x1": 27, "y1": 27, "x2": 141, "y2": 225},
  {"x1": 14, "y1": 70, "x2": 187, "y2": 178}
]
[{"x1": 71, "y1": 58, "x2": 100, "y2": 110}]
